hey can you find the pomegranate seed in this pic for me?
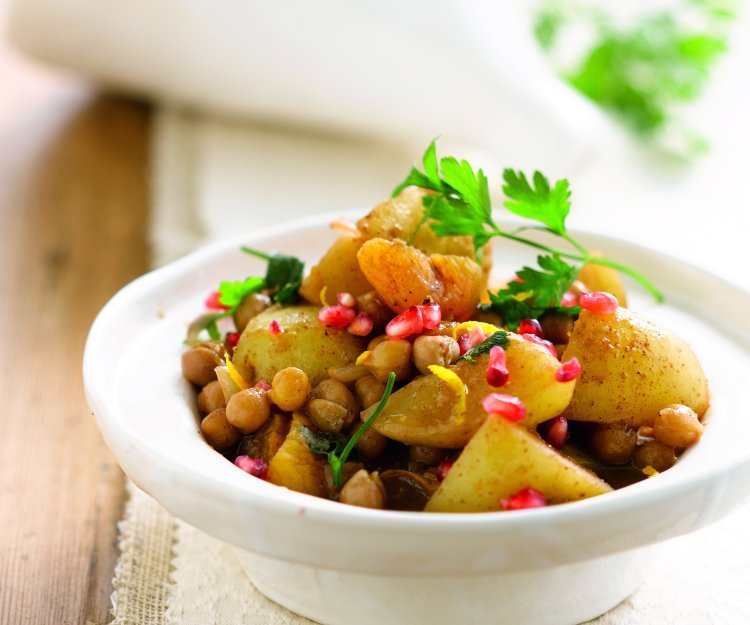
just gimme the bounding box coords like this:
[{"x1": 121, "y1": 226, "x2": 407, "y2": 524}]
[
  {"x1": 234, "y1": 455, "x2": 269, "y2": 480},
  {"x1": 482, "y1": 394, "x2": 526, "y2": 422},
  {"x1": 268, "y1": 319, "x2": 282, "y2": 335},
  {"x1": 486, "y1": 346, "x2": 509, "y2": 387},
  {"x1": 337, "y1": 291, "x2": 356, "y2": 308},
  {"x1": 205, "y1": 290, "x2": 230, "y2": 310},
  {"x1": 419, "y1": 303, "x2": 442, "y2": 330},
  {"x1": 518, "y1": 318, "x2": 544, "y2": 338},
  {"x1": 500, "y1": 487, "x2": 547, "y2": 511},
  {"x1": 560, "y1": 291, "x2": 579, "y2": 308},
  {"x1": 521, "y1": 333, "x2": 558, "y2": 359},
  {"x1": 458, "y1": 326, "x2": 488, "y2": 355},
  {"x1": 556, "y1": 357, "x2": 582, "y2": 382},
  {"x1": 347, "y1": 313, "x2": 374, "y2": 336},
  {"x1": 580, "y1": 291, "x2": 618, "y2": 314},
  {"x1": 436, "y1": 460, "x2": 454, "y2": 482},
  {"x1": 538, "y1": 416, "x2": 569, "y2": 449},
  {"x1": 254, "y1": 380, "x2": 272, "y2": 391},
  {"x1": 318, "y1": 304, "x2": 357, "y2": 329},
  {"x1": 386, "y1": 306, "x2": 424, "y2": 339},
  {"x1": 225, "y1": 332, "x2": 241, "y2": 348}
]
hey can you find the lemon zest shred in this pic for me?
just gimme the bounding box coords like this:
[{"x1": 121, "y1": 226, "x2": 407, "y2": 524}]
[
  {"x1": 452, "y1": 321, "x2": 501, "y2": 340},
  {"x1": 355, "y1": 350, "x2": 371, "y2": 366},
  {"x1": 225, "y1": 352, "x2": 249, "y2": 390},
  {"x1": 319, "y1": 286, "x2": 330, "y2": 307},
  {"x1": 642, "y1": 465, "x2": 660, "y2": 477},
  {"x1": 428, "y1": 364, "x2": 467, "y2": 424}
]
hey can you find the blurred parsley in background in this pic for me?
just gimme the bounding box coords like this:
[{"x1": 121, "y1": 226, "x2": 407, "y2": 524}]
[{"x1": 534, "y1": 0, "x2": 736, "y2": 157}]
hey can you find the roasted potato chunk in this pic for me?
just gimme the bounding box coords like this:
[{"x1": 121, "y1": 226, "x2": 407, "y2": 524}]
[
  {"x1": 357, "y1": 238, "x2": 483, "y2": 321},
  {"x1": 577, "y1": 256, "x2": 628, "y2": 307},
  {"x1": 267, "y1": 413, "x2": 327, "y2": 497},
  {"x1": 233, "y1": 306, "x2": 367, "y2": 387},
  {"x1": 364, "y1": 334, "x2": 576, "y2": 448},
  {"x1": 298, "y1": 235, "x2": 371, "y2": 305},
  {"x1": 562, "y1": 308, "x2": 709, "y2": 426}
]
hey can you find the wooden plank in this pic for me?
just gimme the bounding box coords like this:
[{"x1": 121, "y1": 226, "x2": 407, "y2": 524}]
[{"x1": 0, "y1": 33, "x2": 151, "y2": 625}]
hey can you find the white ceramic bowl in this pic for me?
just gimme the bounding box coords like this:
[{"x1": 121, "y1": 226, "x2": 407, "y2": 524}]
[{"x1": 84, "y1": 213, "x2": 750, "y2": 625}]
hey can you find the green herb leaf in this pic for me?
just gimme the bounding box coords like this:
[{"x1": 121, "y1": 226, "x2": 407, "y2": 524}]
[
  {"x1": 265, "y1": 254, "x2": 305, "y2": 304},
  {"x1": 218, "y1": 276, "x2": 265, "y2": 308},
  {"x1": 303, "y1": 371, "x2": 397, "y2": 488},
  {"x1": 502, "y1": 170, "x2": 571, "y2": 236},
  {"x1": 458, "y1": 331, "x2": 510, "y2": 364}
]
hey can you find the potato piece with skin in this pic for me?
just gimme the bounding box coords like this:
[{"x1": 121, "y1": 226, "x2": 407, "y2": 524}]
[
  {"x1": 577, "y1": 256, "x2": 628, "y2": 307},
  {"x1": 233, "y1": 306, "x2": 367, "y2": 387},
  {"x1": 267, "y1": 413, "x2": 328, "y2": 497},
  {"x1": 357, "y1": 238, "x2": 484, "y2": 321},
  {"x1": 364, "y1": 334, "x2": 576, "y2": 448},
  {"x1": 425, "y1": 414, "x2": 612, "y2": 512},
  {"x1": 298, "y1": 235, "x2": 371, "y2": 305},
  {"x1": 561, "y1": 308, "x2": 709, "y2": 427}
]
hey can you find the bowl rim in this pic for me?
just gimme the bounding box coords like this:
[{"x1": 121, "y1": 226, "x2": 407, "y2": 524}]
[{"x1": 84, "y1": 210, "x2": 750, "y2": 535}]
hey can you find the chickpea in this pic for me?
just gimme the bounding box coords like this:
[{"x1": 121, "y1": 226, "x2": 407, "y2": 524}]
[
  {"x1": 197, "y1": 380, "x2": 226, "y2": 415},
  {"x1": 590, "y1": 423, "x2": 637, "y2": 464},
  {"x1": 233, "y1": 292, "x2": 272, "y2": 332},
  {"x1": 339, "y1": 469, "x2": 386, "y2": 509},
  {"x1": 269, "y1": 367, "x2": 311, "y2": 412},
  {"x1": 409, "y1": 445, "x2": 445, "y2": 466},
  {"x1": 633, "y1": 440, "x2": 676, "y2": 472},
  {"x1": 355, "y1": 375, "x2": 386, "y2": 409},
  {"x1": 328, "y1": 363, "x2": 370, "y2": 384},
  {"x1": 182, "y1": 345, "x2": 223, "y2": 387},
  {"x1": 367, "y1": 334, "x2": 389, "y2": 351},
  {"x1": 412, "y1": 335, "x2": 460, "y2": 375},
  {"x1": 653, "y1": 404, "x2": 704, "y2": 448},
  {"x1": 306, "y1": 398, "x2": 349, "y2": 433},
  {"x1": 361, "y1": 339, "x2": 413, "y2": 383},
  {"x1": 200, "y1": 408, "x2": 241, "y2": 451},
  {"x1": 310, "y1": 379, "x2": 360, "y2": 428},
  {"x1": 346, "y1": 420, "x2": 387, "y2": 460},
  {"x1": 226, "y1": 388, "x2": 271, "y2": 434}
]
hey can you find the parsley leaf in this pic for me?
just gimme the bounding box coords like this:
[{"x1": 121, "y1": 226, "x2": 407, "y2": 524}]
[
  {"x1": 218, "y1": 276, "x2": 265, "y2": 308},
  {"x1": 502, "y1": 170, "x2": 571, "y2": 236},
  {"x1": 458, "y1": 331, "x2": 510, "y2": 364},
  {"x1": 303, "y1": 371, "x2": 396, "y2": 488},
  {"x1": 242, "y1": 247, "x2": 305, "y2": 305}
]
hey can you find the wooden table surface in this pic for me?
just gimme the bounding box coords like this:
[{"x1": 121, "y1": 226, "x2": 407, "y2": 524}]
[{"x1": 0, "y1": 25, "x2": 151, "y2": 625}]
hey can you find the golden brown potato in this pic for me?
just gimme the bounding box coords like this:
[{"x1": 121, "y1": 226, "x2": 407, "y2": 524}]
[
  {"x1": 242, "y1": 412, "x2": 291, "y2": 463},
  {"x1": 364, "y1": 334, "x2": 576, "y2": 448},
  {"x1": 425, "y1": 414, "x2": 612, "y2": 512},
  {"x1": 233, "y1": 306, "x2": 367, "y2": 387},
  {"x1": 298, "y1": 235, "x2": 372, "y2": 305},
  {"x1": 562, "y1": 308, "x2": 709, "y2": 427},
  {"x1": 577, "y1": 255, "x2": 628, "y2": 307},
  {"x1": 357, "y1": 238, "x2": 484, "y2": 321},
  {"x1": 267, "y1": 413, "x2": 327, "y2": 497}
]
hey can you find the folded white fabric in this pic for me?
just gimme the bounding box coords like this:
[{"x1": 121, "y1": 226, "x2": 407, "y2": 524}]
[{"x1": 6, "y1": 0, "x2": 608, "y2": 171}]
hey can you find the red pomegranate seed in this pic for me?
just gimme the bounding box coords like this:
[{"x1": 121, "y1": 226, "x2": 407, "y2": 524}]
[
  {"x1": 205, "y1": 290, "x2": 230, "y2": 310},
  {"x1": 518, "y1": 318, "x2": 544, "y2": 338},
  {"x1": 500, "y1": 487, "x2": 547, "y2": 511},
  {"x1": 482, "y1": 394, "x2": 526, "y2": 422},
  {"x1": 386, "y1": 306, "x2": 424, "y2": 339},
  {"x1": 318, "y1": 304, "x2": 357, "y2": 329},
  {"x1": 254, "y1": 380, "x2": 272, "y2": 391},
  {"x1": 580, "y1": 291, "x2": 618, "y2": 314},
  {"x1": 560, "y1": 291, "x2": 579, "y2": 308},
  {"x1": 419, "y1": 303, "x2": 442, "y2": 330},
  {"x1": 234, "y1": 455, "x2": 269, "y2": 480},
  {"x1": 225, "y1": 332, "x2": 241, "y2": 348},
  {"x1": 538, "y1": 416, "x2": 569, "y2": 449},
  {"x1": 486, "y1": 346, "x2": 509, "y2": 387},
  {"x1": 337, "y1": 291, "x2": 356, "y2": 308},
  {"x1": 521, "y1": 333, "x2": 558, "y2": 359},
  {"x1": 347, "y1": 313, "x2": 374, "y2": 336},
  {"x1": 436, "y1": 460, "x2": 454, "y2": 482},
  {"x1": 556, "y1": 358, "x2": 582, "y2": 382},
  {"x1": 268, "y1": 319, "x2": 282, "y2": 335},
  {"x1": 458, "y1": 326, "x2": 488, "y2": 355}
]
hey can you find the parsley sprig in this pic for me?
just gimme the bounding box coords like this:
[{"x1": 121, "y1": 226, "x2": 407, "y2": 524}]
[
  {"x1": 301, "y1": 371, "x2": 396, "y2": 488},
  {"x1": 393, "y1": 141, "x2": 662, "y2": 328}
]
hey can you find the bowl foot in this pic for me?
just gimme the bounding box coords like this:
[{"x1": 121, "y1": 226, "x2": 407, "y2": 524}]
[{"x1": 234, "y1": 547, "x2": 647, "y2": 625}]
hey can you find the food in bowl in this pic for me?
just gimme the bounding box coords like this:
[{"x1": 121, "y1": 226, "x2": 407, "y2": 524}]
[{"x1": 180, "y1": 142, "x2": 709, "y2": 513}]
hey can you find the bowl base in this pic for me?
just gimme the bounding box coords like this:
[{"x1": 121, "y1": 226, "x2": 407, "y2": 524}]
[{"x1": 235, "y1": 547, "x2": 647, "y2": 625}]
